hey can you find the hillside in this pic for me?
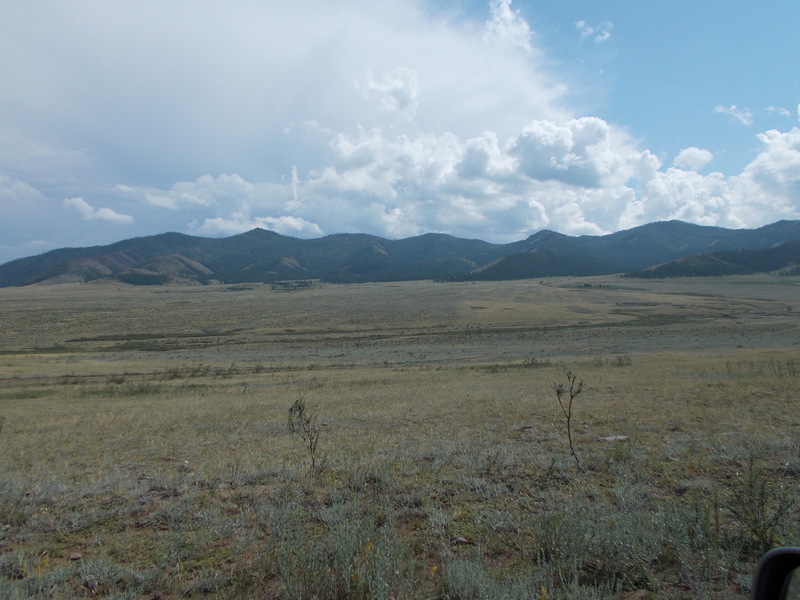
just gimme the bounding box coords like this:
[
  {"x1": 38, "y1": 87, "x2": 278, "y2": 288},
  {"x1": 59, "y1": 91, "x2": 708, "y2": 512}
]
[
  {"x1": 623, "y1": 239, "x2": 800, "y2": 278},
  {"x1": 465, "y1": 220, "x2": 800, "y2": 281},
  {"x1": 1, "y1": 220, "x2": 799, "y2": 286}
]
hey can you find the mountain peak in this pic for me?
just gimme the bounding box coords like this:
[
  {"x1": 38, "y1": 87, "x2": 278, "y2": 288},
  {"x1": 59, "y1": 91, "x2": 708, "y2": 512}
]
[{"x1": 237, "y1": 228, "x2": 283, "y2": 238}]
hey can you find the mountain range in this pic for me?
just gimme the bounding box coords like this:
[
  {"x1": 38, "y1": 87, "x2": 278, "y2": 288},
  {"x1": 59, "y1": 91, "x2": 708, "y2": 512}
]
[{"x1": 1, "y1": 220, "x2": 799, "y2": 287}]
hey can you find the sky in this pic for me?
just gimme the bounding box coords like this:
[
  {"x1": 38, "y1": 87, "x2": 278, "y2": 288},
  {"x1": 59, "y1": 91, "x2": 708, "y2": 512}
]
[{"x1": 1, "y1": 0, "x2": 799, "y2": 264}]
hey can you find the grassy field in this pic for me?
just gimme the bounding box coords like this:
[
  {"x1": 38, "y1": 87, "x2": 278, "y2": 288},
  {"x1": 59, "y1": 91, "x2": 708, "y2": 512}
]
[{"x1": 0, "y1": 275, "x2": 798, "y2": 599}]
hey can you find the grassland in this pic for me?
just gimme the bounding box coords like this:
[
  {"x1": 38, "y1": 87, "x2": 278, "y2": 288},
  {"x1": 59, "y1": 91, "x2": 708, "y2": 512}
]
[{"x1": 0, "y1": 275, "x2": 799, "y2": 599}]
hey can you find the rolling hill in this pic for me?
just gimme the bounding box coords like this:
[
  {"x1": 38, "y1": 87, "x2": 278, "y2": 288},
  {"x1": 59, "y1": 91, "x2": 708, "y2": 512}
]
[{"x1": 1, "y1": 220, "x2": 798, "y2": 286}]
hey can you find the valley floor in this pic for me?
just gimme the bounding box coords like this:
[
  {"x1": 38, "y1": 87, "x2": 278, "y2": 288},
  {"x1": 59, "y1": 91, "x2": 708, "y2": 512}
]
[{"x1": 0, "y1": 275, "x2": 798, "y2": 599}]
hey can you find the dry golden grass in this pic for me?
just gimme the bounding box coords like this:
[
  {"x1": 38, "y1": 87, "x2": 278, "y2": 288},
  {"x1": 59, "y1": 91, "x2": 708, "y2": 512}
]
[{"x1": 0, "y1": 274, "x2": 798, "y2": 598}]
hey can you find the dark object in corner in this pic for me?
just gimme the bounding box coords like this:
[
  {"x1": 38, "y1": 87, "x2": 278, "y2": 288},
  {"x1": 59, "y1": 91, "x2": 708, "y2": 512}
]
[{"x1": 752, "y1": 548, "x2": 800, "y2": 600}]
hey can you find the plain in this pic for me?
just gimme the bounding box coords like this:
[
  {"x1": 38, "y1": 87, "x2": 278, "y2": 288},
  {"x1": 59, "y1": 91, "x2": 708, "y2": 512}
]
[{"x1": 0, "y1": 274, "x2": 799, "y2": 599}]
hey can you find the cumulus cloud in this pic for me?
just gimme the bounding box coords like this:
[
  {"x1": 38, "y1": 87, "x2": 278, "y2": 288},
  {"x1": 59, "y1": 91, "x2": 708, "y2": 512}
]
[
  {"x1": 575, "y1": 20, "x2": 614, "y2": 44},
  {"x1": 641, "y1": 168, "x2": 730, "y2": 225},
  {"x1": 457, "y1": 131, "x2": 515, "y2": 179},
  {"x1": 635, "y1": 129, "x2": 800, "y2": 227},
  {"x1": 80, "y1": 118, "x2": 800, "y2": 253},
  {"x1": 714, "y1": 104, "x2": 754, "y2": 126},
  {"x1": 729, "y1": 128, "x2": 800, "y2": 221},
  {"x1": 284, "y1": 116, "x2": 650, "y2": 239},
  {"x1": 747, "y1": 128, "x2": 800, "y2": 190},
  {"x1": 673, "y1": 147, "x2": 714, "y2": 170},
  {"x1": 64, "y1": 197, "x2": 134, "y2": 224},
  {"x1": 507, "y1": 117, "x2": 631, "y2": 188},
  {"x1": 284, "y1": 117, "x2": 798, "y2": 238}
]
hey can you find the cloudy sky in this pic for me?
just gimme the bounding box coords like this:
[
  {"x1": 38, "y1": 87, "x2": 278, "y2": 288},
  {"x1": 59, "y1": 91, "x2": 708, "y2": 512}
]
[{"x1": 1, "y1": 0, "x2": 799, "y2": 264}]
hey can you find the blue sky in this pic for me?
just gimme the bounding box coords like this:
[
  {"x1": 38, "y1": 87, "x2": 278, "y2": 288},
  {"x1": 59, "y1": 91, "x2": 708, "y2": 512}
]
[
  {"x1": 531, "y1": 1, "x2": 800, "y2": 175},
  {"x1": 1, "y1": 0, "x2": 798, "y2": 264}
]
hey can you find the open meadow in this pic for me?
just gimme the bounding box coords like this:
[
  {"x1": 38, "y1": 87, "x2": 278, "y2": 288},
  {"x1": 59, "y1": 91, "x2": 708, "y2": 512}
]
[{"x1": 1, "y1": 275, "x2": 799, "y2": 599}]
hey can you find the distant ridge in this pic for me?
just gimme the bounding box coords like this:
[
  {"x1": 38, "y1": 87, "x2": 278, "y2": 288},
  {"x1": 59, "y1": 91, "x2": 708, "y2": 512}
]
[{"x1": 1, "y1": 220, "x2": 798, "y2": 287}]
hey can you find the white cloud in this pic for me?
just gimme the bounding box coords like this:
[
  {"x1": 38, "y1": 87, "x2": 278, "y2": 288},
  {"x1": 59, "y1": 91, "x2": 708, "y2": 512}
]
[
  {"x1": 175, "y1": 174, "x2": 252, "y2": 205},
  {"x1": 123, "y1": 174, "x2": 248, "y2": 213},
  {"x1": 0, "y1": 175, "x2": 53, "y2": 254},
  {"x1": 767, "y1": 106, "x2": 791, "y2": 118},
  {"x1": 0, "y1": 0, "x2": 798, "y2": 264},
  {"x1": 507, "y1": 117, "x2": 631, "y2": 188},
  {"x1": 483, "y1": 0, "x2": 534, "y2": 53},
  {"x1": 0, "y1": 174, "x2": 47, "y2": 204},
  {"x1": 457, "y1": 131, "x2": 515, "y2": 179},
  {"x1": 714, "y1": 104, "x2": 754, "y2": 126},
  {"x1": 195, "y1": 215, "x2": 323, "y2": 237},
  {"x1": 640, "y1": 168, "x2": 730, "y2": 225},
  {"x1": 145, "y1": 193, "x2": 179, "y2": 210},
  {"x1": 575, "y1": 20, "x2": 614, "y2": 44},
  {"x1": 119, "y1": 173, "x2": 299, "y2": 235},
  {"x1": 125, "y1": 119, "x2": 796, "y2": 247},
  {"x1": 50, "y1": 119, "x2": 797, "y2": 255},
  {"x1": 728, "y1": 128, "x2": 800, "y2": 222},
  {"x1": 64, "y1": 197, "x2": 133, "y2": 224},
  {"x1": 0, "y1": 0, "x2": 569, "y2": 190},
  {"x1": 288, "y1": 116, "x2": 649, "y2": 239},
  {"x1": 0, "y1": 176, "x2": 104, "y2": 263},
  {"x1": 747, "y1": 128, "x2": 800, "y2": 191},
  {"x1": 633, "y1": 129, "x2": 800, "y2": 228},
  {"x1": 358, "y1": 67, "x2": 419, "y2": 119},
  {"x1": 673, "y1": 147, "x2": 714, "y2": 170}
]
